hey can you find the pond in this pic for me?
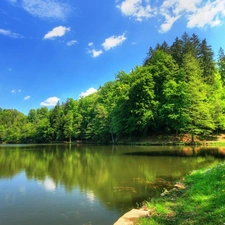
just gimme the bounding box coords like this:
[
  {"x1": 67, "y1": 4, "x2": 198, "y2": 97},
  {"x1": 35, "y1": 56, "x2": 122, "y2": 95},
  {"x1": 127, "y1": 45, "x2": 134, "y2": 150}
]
[{"x1": 0, "y1": 144, "x2": 224, "y2": 225}]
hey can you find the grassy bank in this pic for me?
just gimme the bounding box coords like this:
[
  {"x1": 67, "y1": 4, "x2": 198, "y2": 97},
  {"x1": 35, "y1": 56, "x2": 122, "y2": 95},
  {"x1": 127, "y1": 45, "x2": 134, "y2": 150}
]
[{"x1": 136, "y1": 163, "x2": 225, "y2": 225}]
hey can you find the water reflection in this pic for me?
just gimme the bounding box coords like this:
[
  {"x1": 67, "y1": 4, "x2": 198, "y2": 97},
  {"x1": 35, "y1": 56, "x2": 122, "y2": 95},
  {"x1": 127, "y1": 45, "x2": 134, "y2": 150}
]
[
  {"x1": 0, "y1": 144, "x2": 224, "y2": 225},
  {"x1": 123, "y1": 146, "x2": 225, "y2": 158},
  {"x1": 38, "y1": 177, "x2": 56, "y2": 192}
]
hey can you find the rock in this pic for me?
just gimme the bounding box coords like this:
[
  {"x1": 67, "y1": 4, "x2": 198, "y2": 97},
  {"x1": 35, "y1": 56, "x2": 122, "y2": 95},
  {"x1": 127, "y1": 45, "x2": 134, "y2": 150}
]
[
  {"x1": 174, "y1": 182, "x2": 185, "y2": 189},
  {"x1": 114, "y1": 209, "x2": 149, "y2": 225}
]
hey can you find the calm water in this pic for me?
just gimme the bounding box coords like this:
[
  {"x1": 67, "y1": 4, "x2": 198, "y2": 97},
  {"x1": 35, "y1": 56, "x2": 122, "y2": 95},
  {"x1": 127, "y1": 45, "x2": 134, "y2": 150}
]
[{"x1": 0, "y1": 144, "x2": 224, "y2": 225}]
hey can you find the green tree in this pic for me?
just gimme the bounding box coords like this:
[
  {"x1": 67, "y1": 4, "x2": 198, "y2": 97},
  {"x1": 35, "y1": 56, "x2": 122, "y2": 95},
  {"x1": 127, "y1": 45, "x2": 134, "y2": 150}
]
[
  {"x1": 27, "y1": 109, "x2": 37, "y2": 123},
  {"x1": 126, "y1": 66, "x2": 156, "y2": 135},
  {"x1": 35, "y1": 118, "x2": 53, "y2": 143},
  {"x1": 170, "y1": 37, "x2": 183, "y2": 67},
  {"x1": 208, "y1": 71, "x2": 225, "y2": 131},
  {"x1": 50, "y1": 103, "x2": 63, "y2": 141},
  {"x1": 217, "y1": 47, "x2": 225, "y2": 84},
  {"x1": 78, "y1": 92, "x2": 98, "y2": 140},
  {"x1": 110, "y1": 71, "x2": 132, "y2": 138},
  {"x1": 63, "y1": 98, "x2": 82, "y2": 139},
  {"x1": 146, "y1": 50, "x2": 179, "y2": 131},
  {"x1": 63, "y1": 111, "x2": 74, "y2": 142},
  {"x1": 182, "y1": 53, "x2": 215, "y2": 141},
  {"x1": 199, "y1": 39, "x2": 215, "y2": 84},
  {"x1": 162, "y1": 71, "x2": 189, "y2": 135}
]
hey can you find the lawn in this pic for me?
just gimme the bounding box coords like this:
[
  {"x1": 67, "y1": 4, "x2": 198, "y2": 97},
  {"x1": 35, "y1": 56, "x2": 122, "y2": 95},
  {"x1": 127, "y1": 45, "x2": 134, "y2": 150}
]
[{"x1": 136, "y1": 163, "x2": 225, "y2": 225}]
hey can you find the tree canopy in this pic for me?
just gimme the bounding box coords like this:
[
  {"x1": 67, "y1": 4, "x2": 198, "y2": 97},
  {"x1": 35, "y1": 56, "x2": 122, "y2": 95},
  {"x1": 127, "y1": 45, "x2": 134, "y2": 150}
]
[{"x1": 1, "y1": 33, "x2": 224, "y2": 143}]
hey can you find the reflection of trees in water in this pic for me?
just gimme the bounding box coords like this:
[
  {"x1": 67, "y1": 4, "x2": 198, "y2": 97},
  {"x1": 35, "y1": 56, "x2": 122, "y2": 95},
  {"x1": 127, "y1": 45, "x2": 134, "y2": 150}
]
[
  {"x1": 124, "y1": 146, "x2": 225, "y2": 158},
  {"x1": 180, "y1": 146, "x2": 225, "y2": 158},
  {"x1": 0, "y1": 145, "x2": 223, "y2": 210}
]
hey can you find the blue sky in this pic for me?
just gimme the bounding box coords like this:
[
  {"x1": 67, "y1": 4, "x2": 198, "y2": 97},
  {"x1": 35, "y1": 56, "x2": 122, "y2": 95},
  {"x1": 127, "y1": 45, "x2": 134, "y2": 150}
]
[{"x1": 0, "y1": 0, "x2": 225, "y2": 115}]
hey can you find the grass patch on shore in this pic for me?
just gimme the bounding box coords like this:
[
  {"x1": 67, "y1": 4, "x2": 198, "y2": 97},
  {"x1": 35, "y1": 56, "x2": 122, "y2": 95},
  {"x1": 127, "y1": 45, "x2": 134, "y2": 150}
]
[{"x1": 136, "y1": 163, "x2": 225, "y2": 225}]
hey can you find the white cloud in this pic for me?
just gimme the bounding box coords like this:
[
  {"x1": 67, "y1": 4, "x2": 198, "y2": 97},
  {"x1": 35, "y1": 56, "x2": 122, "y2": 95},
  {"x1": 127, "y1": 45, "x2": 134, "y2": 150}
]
[
  {"x1": 40, "y1": 97, "x2": 60, "y2": 106},
  {"x1": 88, "y1": 42, "x2": 93, "y2": 46},
  {"x1": 87, "y1": 49, "x2": 103, "y2": 58},
  {"x1": 0, "y1": 28, "x2": 23, "y2": 38},
  {"x1": 102, "y1": 33, "x2": 127, "y2": 51},
  {"x1": 79, "y1": 88, "x2": 97, "y2": 98},
  {"x1": 117, "y1": 0, "x2": 225, "y2": 32},
  {"x1": 159, "y1": 14, "x2": 180, "y2": 33},
  {"x1": 24, "y1": 96, "x2": 30, "y2": 100},
  {"x1": 67, "y1": 40, "x2": 78, "y2": 46},
  {"x1": 21, "y1": 0, "x2": 71, "y2": 20},
  {"x1": 117, "y1": 0, "x2": 155, "y2": 21},
  {"x1": 43, "y1": 26, "x2": 70, "y2": 40},
  {"x1": 159, "y1": 0, "x2": 200, "y2": 33},
  {"x1": 187, "y1": 0, "x2": 225, "y2": 28},
  {"x1": 86, "y1": 191, "x2": 95, "y2": 203},
  {"x1": 11, "y1": 89, "x2": 15, "y2": 93},
  {"x1": 160, "y1": 0, "x2": 201, "y2": 15},
  {"x1": 38, "y1": 178, "x2": 56, "y2": 192}
]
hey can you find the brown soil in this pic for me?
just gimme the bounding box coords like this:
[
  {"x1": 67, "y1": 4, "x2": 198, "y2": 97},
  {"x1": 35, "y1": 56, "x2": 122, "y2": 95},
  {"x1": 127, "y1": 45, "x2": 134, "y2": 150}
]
[{"x1": 140, "y1": 133, "x2": 225, "y2": 143}]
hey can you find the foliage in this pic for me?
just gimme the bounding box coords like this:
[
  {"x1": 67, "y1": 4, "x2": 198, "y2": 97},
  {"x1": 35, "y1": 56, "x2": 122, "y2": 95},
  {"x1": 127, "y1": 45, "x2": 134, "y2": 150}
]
[{"x1": 0, "y1": 33, "x2": 224, "y2": 143}]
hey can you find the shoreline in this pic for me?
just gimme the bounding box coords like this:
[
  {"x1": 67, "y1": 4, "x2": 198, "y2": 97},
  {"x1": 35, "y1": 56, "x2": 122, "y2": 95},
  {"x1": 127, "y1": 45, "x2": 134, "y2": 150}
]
[{"x1": 114, "y1": 162, "x2": 225, "y2": 225}]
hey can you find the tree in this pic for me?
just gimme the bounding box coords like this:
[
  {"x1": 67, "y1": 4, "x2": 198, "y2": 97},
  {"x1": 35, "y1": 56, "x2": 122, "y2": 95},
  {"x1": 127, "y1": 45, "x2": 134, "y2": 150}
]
[
  {"x1": 217, "y1": 47, "x2": 225, "y2": 84},
  {"x1": 162, "y1": 71, "x2": 189, "y2": 135},
  {"x1": 78, "y1": 92, "x2": 98, "y2": 140},
  {"x1": 146, "y1": 50, "x2": 179, "y2": 131},
  {"x1": 199, "y1": 39, "x2": 215, "y2": 84},
  {"x1": 63, "y1": 111, "x2": 74, "y2": 142},
  {"x1": 50, "y1": 103, "x2": 63, "y2": 141},
  {"x1": 27, "y1": 109, "x2": 37, "y2": 123},
  {"x1": 126, "y1": 66, "x2": 156, "y2": 135},
  {"x1": 170, "y1": 37, "x2": 183, "y2": 67},
  {"x1": 208, "y1": 71, "x2": 225, "y2": 131},
  {"x1": 35, "y1": 118, "x2": 53, "y2": 143},
  {"x1": 110, "y1": 71, "x2": 132, "y2": 138},
  {"x1": 182, "y1": 53, "x2": 215, "y2": 141},
  {"x1": 63, "y1": 98, "x2": 82, "y2": 139}
]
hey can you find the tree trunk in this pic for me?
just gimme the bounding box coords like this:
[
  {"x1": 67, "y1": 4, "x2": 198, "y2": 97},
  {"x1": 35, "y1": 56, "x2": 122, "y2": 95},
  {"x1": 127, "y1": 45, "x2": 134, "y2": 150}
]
[
  {"x1": 191, "y1": 133, "x2": 194, "y2": 144},
  {"x1": 111, "y1": 133, "x2": 114, "y2": 144}
]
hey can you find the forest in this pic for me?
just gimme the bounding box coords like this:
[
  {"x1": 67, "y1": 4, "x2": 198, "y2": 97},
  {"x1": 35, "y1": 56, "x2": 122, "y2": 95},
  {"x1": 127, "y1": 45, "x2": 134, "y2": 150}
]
[{"x1": 1, "y1": 32, "x2": 225, "y2": 144}]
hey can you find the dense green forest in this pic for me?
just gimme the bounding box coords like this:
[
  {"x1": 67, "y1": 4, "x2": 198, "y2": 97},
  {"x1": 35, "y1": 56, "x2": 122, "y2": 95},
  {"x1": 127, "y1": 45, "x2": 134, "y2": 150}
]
[{"x1": 1, "y1": 33, "x2": 225, "y2": 144}]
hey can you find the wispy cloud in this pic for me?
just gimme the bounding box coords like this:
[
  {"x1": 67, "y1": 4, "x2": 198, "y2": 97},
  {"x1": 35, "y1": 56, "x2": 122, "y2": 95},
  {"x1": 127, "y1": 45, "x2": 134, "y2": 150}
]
[
  {"x1": 87, "y1": 49, "x2": 103, "y2": 58},
  {"x1": 40, "y1": 97, "x2": 60, "y2": 106},
  {"x1": 43, "y1": 26, "x2": 70, "y2": 40},
  {"x1": 117, "y1": 0, "x2": 225, "y2": 32},
  {"x1": 102, "y1": 33, "x2": 127, "y2": 50},
  {"x1": 187, "y1": 0, "x2": 225, "y2": 28},
  {"x1": 0, "y1": 28, "x2": 23, "y2": 38},
  {"x1": 116, "y1": 0, "x2": 155, "y2": 21},
  {"x1": 8, "y1": 0, "x2": 71, "y2": 21},
  {"x1": 79, "y1": 88, "x2": 97, "y2": 98},
  {"x1": 67, "y1": 40, "x2": 78, "y2": 46},
  {"x1": 11, "y1": 89, "x2": 22, "y2": 94},
  {"x1": 24, "y1": 96, "x2": 30, "y2": 100},
  {"x1": 159, "y1": 14, "x2": 181, "y2": 33},
  {"x1": 87, "y1": 33, "x2": 127, "y2": 58}
]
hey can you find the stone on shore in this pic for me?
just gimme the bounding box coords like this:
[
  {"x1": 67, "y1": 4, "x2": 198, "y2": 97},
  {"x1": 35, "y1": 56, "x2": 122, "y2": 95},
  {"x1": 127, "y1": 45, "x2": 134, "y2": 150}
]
[{"x1": 114, "y1": 209, "x2": 149, "y2": 225}]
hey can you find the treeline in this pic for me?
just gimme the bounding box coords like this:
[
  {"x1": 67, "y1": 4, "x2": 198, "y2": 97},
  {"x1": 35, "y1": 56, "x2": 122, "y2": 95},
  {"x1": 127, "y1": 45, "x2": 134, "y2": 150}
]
[{"x1": 1, "y1": 32, "x2": 225, "y2": 143}]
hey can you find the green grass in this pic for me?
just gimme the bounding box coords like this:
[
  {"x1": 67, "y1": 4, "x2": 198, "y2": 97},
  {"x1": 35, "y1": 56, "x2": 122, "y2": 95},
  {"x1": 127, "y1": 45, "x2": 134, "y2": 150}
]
[{"x1": 136, "y1": 163, "x2": 225, "y2": 225}]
